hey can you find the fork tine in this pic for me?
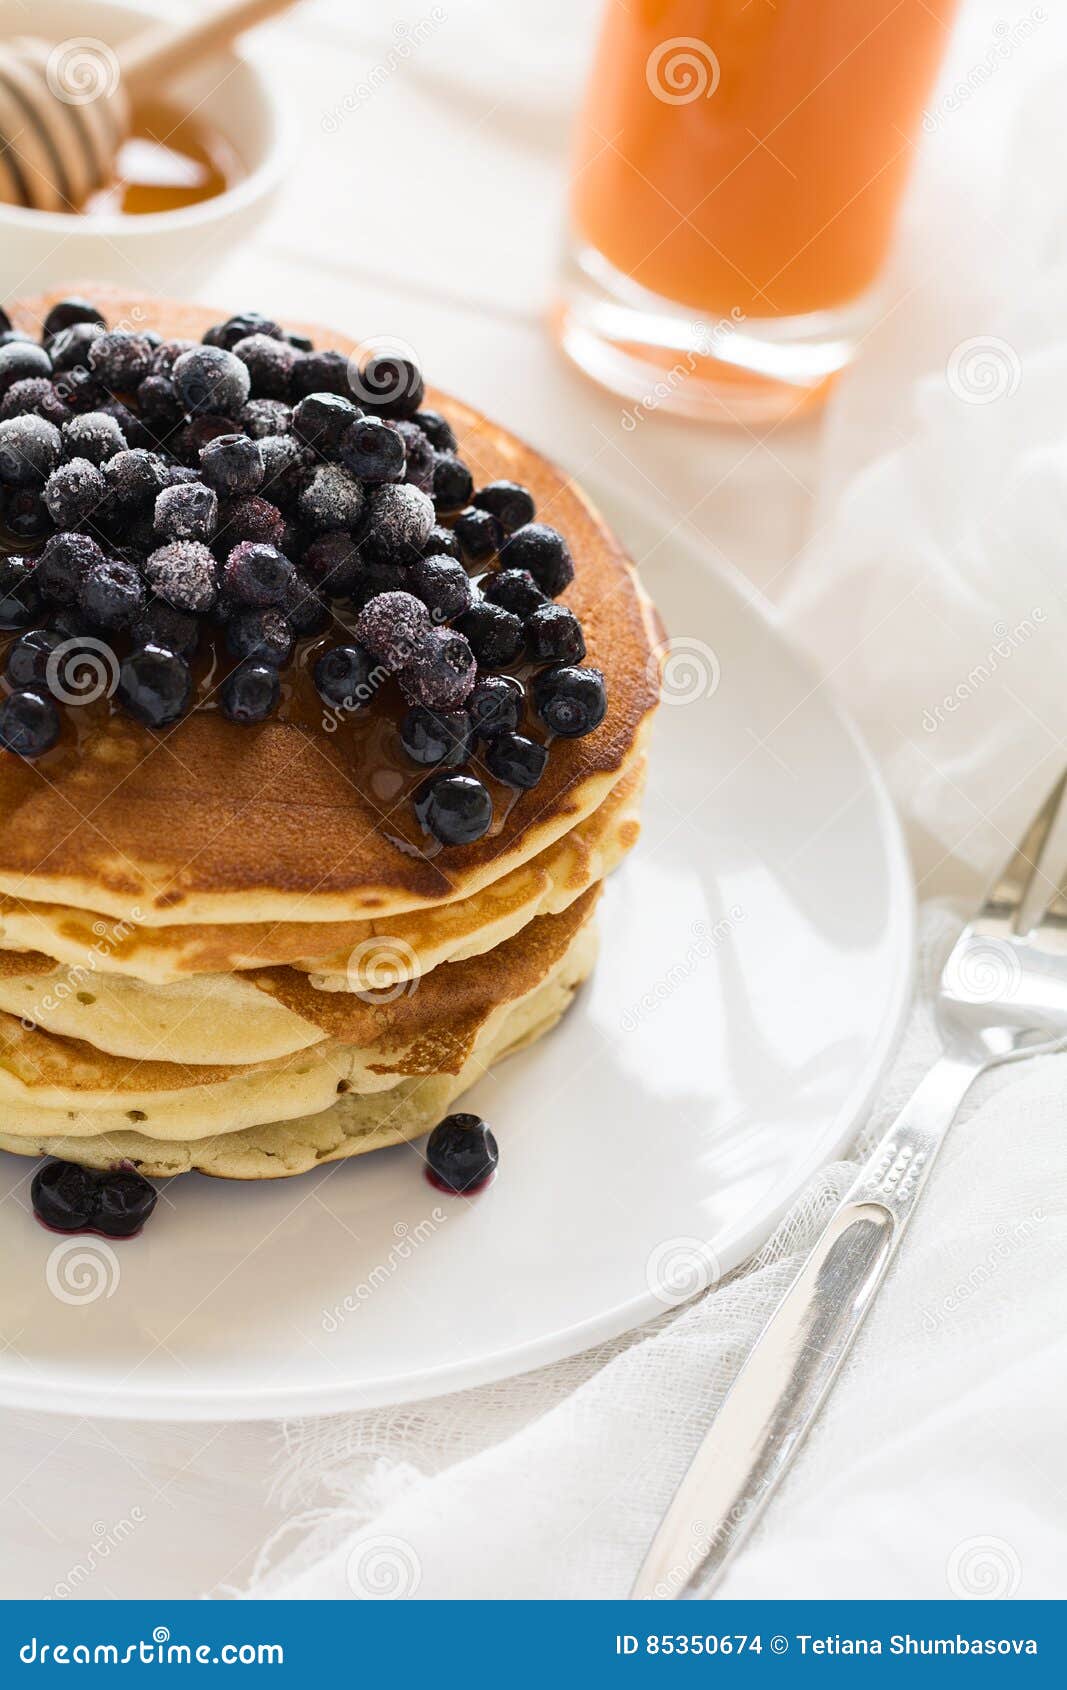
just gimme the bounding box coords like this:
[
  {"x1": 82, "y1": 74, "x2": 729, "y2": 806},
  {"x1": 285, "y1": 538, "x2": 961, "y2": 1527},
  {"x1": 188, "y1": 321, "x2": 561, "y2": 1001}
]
[{"x1": 976, "y1": 768, "x2": 1067, "y2": 934}]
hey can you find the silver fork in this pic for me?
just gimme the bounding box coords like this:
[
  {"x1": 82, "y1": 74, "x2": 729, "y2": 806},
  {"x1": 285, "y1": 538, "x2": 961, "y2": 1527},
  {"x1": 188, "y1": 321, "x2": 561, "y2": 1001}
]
[{"x1": 633, "y1": 769, "x2": 1067, "y2": 1600}]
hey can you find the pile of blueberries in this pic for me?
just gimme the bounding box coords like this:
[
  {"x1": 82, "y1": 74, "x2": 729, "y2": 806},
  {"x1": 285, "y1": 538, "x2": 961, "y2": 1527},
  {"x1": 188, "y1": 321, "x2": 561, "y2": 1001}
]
[{"x1": 0, "y1": 299, "x2": 607, "y2": 845}]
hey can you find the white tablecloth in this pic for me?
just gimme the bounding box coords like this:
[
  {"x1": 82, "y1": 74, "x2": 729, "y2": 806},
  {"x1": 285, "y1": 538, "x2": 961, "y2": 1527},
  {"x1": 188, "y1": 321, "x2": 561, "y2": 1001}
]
[{"x1": 1, "y1": 0, "x2": 1064, "y2": 1600}]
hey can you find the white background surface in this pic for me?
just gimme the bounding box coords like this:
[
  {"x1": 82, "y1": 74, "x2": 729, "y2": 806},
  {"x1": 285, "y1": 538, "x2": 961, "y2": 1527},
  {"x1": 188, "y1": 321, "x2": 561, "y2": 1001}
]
[{"x1": 0, "y1": 0, "x2": 1063, "y2": 1598}]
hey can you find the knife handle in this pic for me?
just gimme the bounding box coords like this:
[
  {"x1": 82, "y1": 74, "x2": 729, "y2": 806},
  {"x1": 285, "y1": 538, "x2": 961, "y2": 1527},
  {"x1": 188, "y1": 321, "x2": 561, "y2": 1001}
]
[{"x1": 630, "y1": 1053, "x2": 981, "y2": 1599}]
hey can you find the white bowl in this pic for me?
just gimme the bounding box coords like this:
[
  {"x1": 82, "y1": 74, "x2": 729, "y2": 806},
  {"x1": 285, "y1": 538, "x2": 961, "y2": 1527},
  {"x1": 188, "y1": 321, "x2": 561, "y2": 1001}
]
[{"x1": 0, "y1": 0, "x2": 290, "y2": 296}]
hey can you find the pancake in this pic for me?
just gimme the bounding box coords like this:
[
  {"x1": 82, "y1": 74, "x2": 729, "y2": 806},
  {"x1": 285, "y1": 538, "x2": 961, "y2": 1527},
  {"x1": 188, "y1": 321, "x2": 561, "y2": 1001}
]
[
  {"x1": 0, "y1": 890, "x2": 598, "y2": 1141},
  {"x1": 0, "y1": 752, "x2": 645, "y2": 991},
  {"x1": 0, "y1": 285, "x2": 662, "y2": 925},
  {"x1": 0, "y1": 919, "x2": 596, "y2": 1178}
]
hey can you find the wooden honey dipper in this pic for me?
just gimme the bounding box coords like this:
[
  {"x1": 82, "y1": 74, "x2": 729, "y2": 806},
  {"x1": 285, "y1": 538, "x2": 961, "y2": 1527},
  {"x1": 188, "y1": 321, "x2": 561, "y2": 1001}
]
[{"x1": 0, "y1": 0, "x2": 298, "y2": 213}]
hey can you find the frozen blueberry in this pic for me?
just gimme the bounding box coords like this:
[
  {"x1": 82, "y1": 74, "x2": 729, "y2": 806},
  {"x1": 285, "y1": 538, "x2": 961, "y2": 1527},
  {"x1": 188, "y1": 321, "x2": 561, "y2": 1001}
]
[
  {"x1": 525, "y1": 603, "x2": 586, "y2": 665},
  {"x1": 226, "y1": 607, "x2": 294, "y2": 667},
  {"x1": 361, "y1": 483, "x2": 434, "y2": 566},
  {"x1": 420, "y1": 523, "x2": 462, "y2": 562},
  {"x1": 153, "y1": 479, "x2": 218, "y2": 542},
  {"x1": 354, "y1": 590, "x2": 430, "y2": 671},
  {"x1": 414, "y1": 773, "x2": 492, "y2": 846},
  {"x1": 0, "y1": 555, "x2": 41, "y2": 629},
  {"x1": 173, "y1": 345, "x2": 250, "y2": 417},
  {"x1": 4, "y1": 489, "x2": 50, "y2": 540},
  {"x1": 357, "y1": 353, "x2": 424, "y2": 419},
  {"x1": 223, "y1": 541, "x2": 294, "y2": 608},
  {"x1": 216, "y1": 494, "x2": 285, "y2": 548},
  {"x1": 43, "y1": 457, "x2": 105, "y2": 528},
  {"x1": 483, "y1": 730, "x2": 548, "y2": 789},
  {"x1": 173, "y1": 413, "x2": 235, "y2": 466},
  {"x1": 199, "y1": 432, "x2": 264, "y2": 496},
  {"x1": 413, "y1": 410, "x2": 457, "y2": 452},
  {"x1": 36, "y1": 531, "x2": 101, "y2": 604},
  {"x1": 258, "y1": 433, "x2": 308, "y2": 507},
  {"x1": 62, "y1": 409, "x2": 127, "y2": 465},
  {"x1": 144, "y1": 540, "x2": 219, "y2": 614},
  {"x1": 79, "y1": 557, "x2": 146, "y2": 630},
  {"x1": 151, "y1": 338, "x2": 197, "y2": 377},
  {"x1": 0, "y1": 377, "x2": 68, "y2": 425},
  {"x1": 221, "y1": 660, "x2": 280, "y2": 725},
  {"x1": 30, "y1": 1159, "x2": 100, "y2": 1231},
  {"x1": 241, "y1": 398, "x2": 292, "y2": 439},
  {"x1": 43, "y1": 297, "x2": 106, "y2": 340},
  {"x1": 88, "y1": 331, "x2": 155, "y2": 390},
  {"x1": 481, "y1": 568, "x2": 546, "y2": 619},
  {"x1": 0, "y1": 414, "x2": 62, "y2": 485},
  {"x1": 94, "y1": 1168, "x2": 158, "y2": 1238},
  {"x1": 281, "y1": 574, "x2": 330, "y2": 637},
  {"x1": 425, "y1": 1112, "x2": 498, "y2": 1192},
  {"x1": 398, "y1": 627, "x2": 477, "y2": 711},
  {"x1": 339, "y1": 414, "x2": 405, "y2": 482},
  {"x1": 313, "y1": 643, "x2": 374, "y2": 708},
  {"x1": 119, "y1": 643, "x2": 194, "y2": 727},
  {"x1": 204, "y1": 311, "x2": 284, "y2": 351},
  {"x1": 467, "y1": 674, "x2": 523, "y2": 740},
  {"x1": 45, "y1": 322, "x2": 100, "y2": 377},
  {"x1": 102, "y1": 447, "x2": 167, "y2": 508},
  {"x1": 453, "y1": 505, "x2": 503, "y2": 564},
  {"x1": 499, "y1": 523, "x2": 574, "y2": 597},
  {"x1": 5, "y1": 627, "x2": 64, "y2": 690},
  {"x1": 137, "y1": 373, "x2": 184, "y2": 434},
  {"x1": 298, "y1": 463, "x2": 365, "y2": 533},
  {"x1": 534, "y1": 665, "x2": 607, "y2": 737},
  {"x1": 292, "y1": 391, "x2": 360, "y2": 453},
  {"x1": 432, "y1": 452, "x2": 473, "y2": 512},
  {"x1": 395, "y1": 421, "x2": 434, "y2": 493},
  {"x1": 0, "y1": 339, "x2": 51, "y2": 398},
  {"x1": 232, "y1": 332, "x2": 297, "y2": 400},
  {"x1": 303, "y1": 531, "x2": 363, "y2": 597},
  {"x1": 290, "y1": 348, "x2": 351, "y2": 400},
  {"x1": 473, "y1": 480, "x2": 536, "y2": 533},
  {"x1": 400, "y1": 705, "x2": 470, "y2": 767},
  {"x1": 408, "y1": 554, "x2": 473, "y2": 621},
  {"x1": 131, "y1": 603, "x2": 200, "y2": 660},
  {"x1": 455, "y1": 601, "x2": 523, "y2": 668},
  {"x1": 0, "y1": 688, "x2": 60, "y2": 757},
  {"x1": 286, "y1": 330, "x2": 314, "y2": 353}
]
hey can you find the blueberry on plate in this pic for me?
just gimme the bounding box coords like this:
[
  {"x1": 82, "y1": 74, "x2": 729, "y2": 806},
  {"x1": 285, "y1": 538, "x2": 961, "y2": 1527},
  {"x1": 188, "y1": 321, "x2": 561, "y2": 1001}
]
[
  {"x1": 394, "y1": 421, "x2": 435, "y2": 493},
  {"x1": 144, "y1": 540, "x2": 219, "y2": 614},
  {"x1": 293, "y1": 391, "x2": 360, "y2": 452},
  {"x1": 118, "y1": 644, "x2": 194, "y2": 728},
  {"x1": 42, "y1": 297, "x2": 106, "y2": 340},
  {"x1": 313, "y1": 643, "x2": 374, "y2": 709},
  {"x1": 173, "y1": 345, "x2": 250, "y2": 417},
  {"x1": 358, "y1": 354, "x2": 424, "y2": 419},
  {"x1": 398, "y1": 627, "x2": 476, "y2": 711},
  {"x1": 154, "y1": 480, "x2": 218, "y2": 543},
  {"x1": 524, "y1": 603, "x2": 586, "y2": 666},
  {"x1": 5, "y1": 628, "x2": 63, "y2": 690},
  {"x1": 414, "y1": 772, "x2": 493, "y2": 845},
  {"x1": 0, "y1": 339, "x2": 51, "y2": 399},
  {"x1": 31, "y1": 1160, "x2": 100, "y2": 1232},
  {"x1": 452, "y1": 504, "x2": 504, "y2": 564},
  {"x1": 407, "y1": 554, "x2": 473, "y2": 621},
  {"x1": 226, "y1": 607, "x2": 294, "y2": 668},
  {"x1": 221, "y1": 660, "x2": 280, "y2": 724},
  {"x1": 0, "y1": 414, "x2": 62, "y2": 486},
  {"x1": 223, "y1": 540, "x2": 294, "y2": 608},
  {"x1": 431, "y1": 452, "x2": 473, "y2": 513},
  {"x1": 0, "y1": 688, "x2": 61, "y2": 757},
  {"x1": 420, "y1": 523, "x2": 462, "y2": 563},
  {"x1": 199, "y1": 432, "x2": 264, "y2": 497},
  {"x1": 35, "y1": 531, "x2": 102, "y2": 605},
  {"x1": 93, "y1": 1168, "x2": 158, "y2": 1238},
  {"x1": 79, "y1": 557, "x2": 146, "y2": 630},
  {"x1": 483, "y1": 730, "x2": 548, "y2": 790},
  {"x1": 466, "y1": 674, "x2": 523, "y2": 741},
  {"x1": 481, "y1": 568, "x2": 546, "y2": 620},
  {"x1": 0, "y1": 555, "x2": 41, "y2": 629},
  {"x1": 400, "y1": 705, "x2": 471, "y2": 767},
  {"x1": 425, "y1": 1112, "x2": 499, "y2": 1194},
  {"x1": 413, "y1": 409, "x2": 457, "y2": 453},
  {"x1": 454, "y1": 601, "x2": 524, "y2": 668},
  {"x1": 339, "y1": 414, "x2": 406, "y2": 482},
  {"x1": 43, "y1": 457, "x2": 106, "y2": 528},
  {"x1": 498, "y1": 522, "x2": 574, "y2": 597},
  {"x1": 533, "y1": 664, "x2": 607, "y2": 738},
  {"x1": 473, "y1": 479, "x2": 536, "y2": 533}
]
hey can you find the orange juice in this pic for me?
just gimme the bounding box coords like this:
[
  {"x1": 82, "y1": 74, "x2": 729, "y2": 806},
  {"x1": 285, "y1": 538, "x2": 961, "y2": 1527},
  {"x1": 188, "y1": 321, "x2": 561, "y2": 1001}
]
[{"x1": 571, "y1": 0, "x2": 958, "y2": 322}]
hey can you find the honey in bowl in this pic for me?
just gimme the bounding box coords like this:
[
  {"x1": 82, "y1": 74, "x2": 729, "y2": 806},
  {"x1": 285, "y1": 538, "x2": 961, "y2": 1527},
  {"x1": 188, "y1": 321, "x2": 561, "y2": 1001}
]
[{"x1": 81, "y1": 100, "x2": 242, "y2": 217}]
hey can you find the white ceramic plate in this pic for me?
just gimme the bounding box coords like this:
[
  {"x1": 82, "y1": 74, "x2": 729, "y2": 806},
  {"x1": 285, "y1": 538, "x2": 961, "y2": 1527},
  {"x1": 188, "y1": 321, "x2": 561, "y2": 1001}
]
[{"x1": 0, "y1": 492, "x2": 913, "y2": 1421}]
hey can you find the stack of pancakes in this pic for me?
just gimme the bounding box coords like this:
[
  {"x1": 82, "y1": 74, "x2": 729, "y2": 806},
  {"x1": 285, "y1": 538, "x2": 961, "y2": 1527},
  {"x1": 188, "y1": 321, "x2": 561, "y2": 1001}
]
[{"x1": 0, "y1": 291, "x2": 660, "y2": 1180}]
